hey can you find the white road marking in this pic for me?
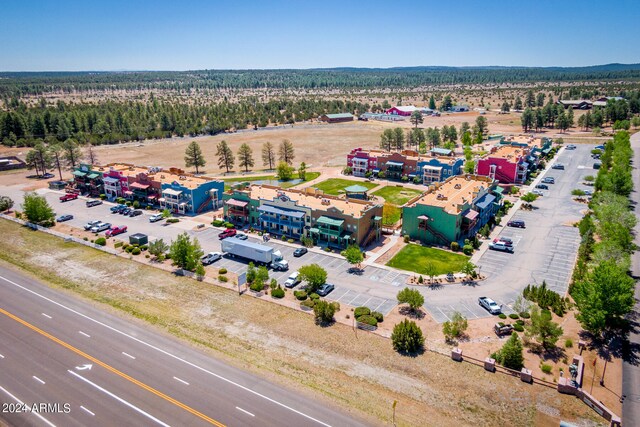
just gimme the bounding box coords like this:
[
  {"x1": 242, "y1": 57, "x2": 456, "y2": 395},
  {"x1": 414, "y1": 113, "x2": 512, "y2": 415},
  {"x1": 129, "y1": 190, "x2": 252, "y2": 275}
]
[
  {"x1": 0, "y1": 353, "x2": 4, "y2": 358},
  {"x1": 122, "y1": 352, "x2": 136, "y2": 360},
  {"x1": 41, "y1": 313, "x2": 52, "y2": 319},
  {"x1": 79, "y1": 331, "x2": 91, "y2": 337},
  {"x1": 80, "y1": 405, "x2": 95, "y2": 416},
  {"x1": 68, "y1": 370, "x2": 169, "y2": 427},
  {"x1": 236, "y1": 406, "x2": 255, "y2": 417},
  {"x1": 1, "y1": 275, "x2": 333, "y2": 427},
  {"x1": 33, "y1": 375, "x2": 45, "y2": 384},
  {"x1": 173, "y1": 376, "x2": 189, "y2": 385},
  {"x1": 0, "y1": 385, "x2": 56, "y2": 427}
]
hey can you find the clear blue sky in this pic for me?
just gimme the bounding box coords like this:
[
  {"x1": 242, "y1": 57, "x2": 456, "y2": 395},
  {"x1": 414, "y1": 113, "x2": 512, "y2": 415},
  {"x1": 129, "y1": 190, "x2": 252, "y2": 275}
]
[{"x1": 1, "y1": 0, "x2": 638, "y2": 71}]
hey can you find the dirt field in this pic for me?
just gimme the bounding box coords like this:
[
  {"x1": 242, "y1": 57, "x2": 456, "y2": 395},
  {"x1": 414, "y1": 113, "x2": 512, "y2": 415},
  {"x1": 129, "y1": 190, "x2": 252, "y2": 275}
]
[{"x1": 0, "y1": 219, "x2": 606, "y2": 427}]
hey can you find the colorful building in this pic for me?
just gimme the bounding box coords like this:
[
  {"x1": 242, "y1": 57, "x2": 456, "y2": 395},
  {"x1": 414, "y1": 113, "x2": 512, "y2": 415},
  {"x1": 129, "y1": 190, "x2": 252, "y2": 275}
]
[
  {"x1": 71, "y1": 164, "x2": 103, "y2": 197},
  {"x1": 417, "y1": 156, "x2": 464, "y2": 185},
  {"x1": 223, "y1": 184, "x2": 383, "y2": 248},
  {"x1": 475, "y1": 145, "x2": 531, "y2": 184},
  {"x1": 402, "y1": 175, "x2": 502, "y2": 246}
]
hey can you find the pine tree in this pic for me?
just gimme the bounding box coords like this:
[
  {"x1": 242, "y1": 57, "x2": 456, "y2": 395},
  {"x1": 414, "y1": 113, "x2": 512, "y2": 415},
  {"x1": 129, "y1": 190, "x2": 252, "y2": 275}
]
[
  {"x1": 410, "y1": 110, "x2": 423, "y2": 128},
  {"x1": 61, "y1": 138, "x2": 82, "y2": 168},
  {"x1": 237, "y1": 143, "x2": 254, "y2": 172},
  {"x1": 521, "y1": 108, "x2": 534, "y2": 132},
  {"x1": 525, "y1": 90, "x2": 535, "y2": 108},
  {"x1": 216, "y1": 140, "x2": 235, "y2": 173},
  {"x1": 49, "y1": 144, "x2": 65, "y2": 180},
  {"x1": 184, "y1": 141, "x2": 206, "y2": 174},
  {"x1": 261, "y1": 141, "x2": 276, "y2": 169},
  {"x1": 429, "y1": 95, "x2": 436, "y2": 110},
  {"x1": 278, "y1": 139, "x2": 295, "y2": 165},
  {"x1": 514, "y1": 96, "x2": 523, "y2": 111},
  {"x1": 495, "y1": 332, "x2": 524, "y2": 370}
]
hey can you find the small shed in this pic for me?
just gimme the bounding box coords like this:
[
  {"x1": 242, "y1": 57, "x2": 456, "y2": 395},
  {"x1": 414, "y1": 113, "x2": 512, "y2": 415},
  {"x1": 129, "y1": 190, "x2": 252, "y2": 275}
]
[
  {"x1": 48, "y1": 180, "x2": 67, "y2": 190},
  {"x1": 129, "y1": 233, "x2": 148, "y2": 246},
  {"x1": 344, "y1": 184, "x2": 370, "y2": 200},
  {"x1": 319, "y1": 113, "x2": 354, "y2": 123}
]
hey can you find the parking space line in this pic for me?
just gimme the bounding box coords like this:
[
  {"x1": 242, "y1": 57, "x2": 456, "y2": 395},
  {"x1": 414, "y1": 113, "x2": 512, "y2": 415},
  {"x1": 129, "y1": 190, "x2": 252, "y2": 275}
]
[{"x1": 436, "y1": 307, "x2": 451, "y2": 322}]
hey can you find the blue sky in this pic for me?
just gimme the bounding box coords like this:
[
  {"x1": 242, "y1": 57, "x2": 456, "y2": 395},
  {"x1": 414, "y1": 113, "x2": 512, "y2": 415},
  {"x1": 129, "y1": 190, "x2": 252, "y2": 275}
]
[{"x1": 1, "y1": 0, "x2": 638, "y2": 71}]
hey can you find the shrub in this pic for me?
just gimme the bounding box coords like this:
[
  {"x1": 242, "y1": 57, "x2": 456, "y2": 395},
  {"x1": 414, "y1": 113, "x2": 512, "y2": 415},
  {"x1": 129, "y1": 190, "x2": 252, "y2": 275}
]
[
  {"x1": 125, "y1": 201, "x2": 132, "y2": 207},
  {"x1": 145, "y1": 254, "x2": 150, "y2": 258},
  {"x1": 281, "y1": 235, "x2": 286, "y2": 241},
  {"x1": 166, "y1": 218, "x2": 180, "y2": 223},
  {"x1": 271, "y1": 286, "x2": 285, "y2": 299},
  {"x1": 114, "y1": 241, "x2": 123, "y2": 248},
  {"x1": 269, "y1": 278, "x2": 278, "y2": 290},
  {"x1": 391, "y1": 320, "x2": 424, "y2": 354},
  {"x1": 565, "y1": 339, "x2": 574, "y2": 348},
  {"x1": 313, "y1": 300, "x2": 336, "y2": 324},
  {"x1": 250, "y1": 281, "x2": 264, "y2": 292},
  {"x1": 294, "y1": 290, "x2": 307, "y2": 300},
  {"x1": 513, "y1": 323, "x2": 524, "y2": 332},
  {"x1": 519, "y1": 312, "x2": 531, "y2": 319},
  {"x1": 509, "y1": 313, "x2": 520, "y2": 320},
  {"x1": 224, "y1": 222, "x2": 234, "y2": 228},
  {"x1": 442, "y1": 311, "x2": 468, "y2": 342},
  {"x1": 95, "y1": 237, "x2": 107, "y2": 246},
  {"x1": 309, "y1": 293, "x2": 320, "y2": 300},
  {"x1": 541, "y1": 364, "x2": 553, "y2": 375},
  {"x1": 165, "y1": 253, "x2": 171, "y2": 259},
  {"x1": 301, "y1": 299, "x2": 315, "y2": 308},
  {"x1": 140, "y1": 245, "x2": 148, "y2": 251},
  {"x1": 357, "y1": 315, "x2": 378, "y2": 327},
  {"x1": 462, "y1": 244, "x2": 473, "y2": 255},
  {"x1": 218, "y1": 275, "x2": 228, "y2": 282},
  {"x1": 498, "y1": 313, "x2": 507, "y2": 319},
  {"x1": 212, "y1": 219, "x2": 224, "y2": 227},
  {"x1": 330, "y1": 301, "x2": 340, "y2": 312},
  {"x1": 403, "y1": 234, "x2": 410, "y2": 243},
  {"x1": 372, "y1": 311, "x2": 384, "y2": 323},
  {"x1": 287, "y1": 238, "x2": 294, "y2": 243},
  {"x1": 522, "y1": 281, "x2": 567, "y2": 316},
  {"x1": 99, "y1": 194, "x2": 106, "y2": 200},
  {"x1": 516, "y1": 319, "x2": 525, "y2": 326},
  {"x1": 218, "y1": 268, "x2": 227, "y2": 275},
  {"x1": 133, "y1": 201, "x2": 140, "y2": 209},
  {"x1": 450, "y1": 241, "x2": 460, "y2": 252},
  {"x1": 354, "y1": 307, "x2": 371, "y2": 318},
  {"x1": 131, "y1": 247, "x2": 141, "y2": 255}
]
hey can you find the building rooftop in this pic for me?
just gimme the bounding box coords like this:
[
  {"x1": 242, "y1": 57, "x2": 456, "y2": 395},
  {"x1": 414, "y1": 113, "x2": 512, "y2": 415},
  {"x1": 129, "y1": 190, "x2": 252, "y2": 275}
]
[
  {"x1": 98, "y1": 163, "x2": 218, "y2": 189},
  {"x1": 502, "y1": 135, "x2": 547, "y2": 149},
  {"x1": 229, "y1": 184, "x2": 378, "y2": 218},
  {"x1": 485, "y1": 145, "x2": 527, "y2": 161},
  {"x1": 323, "y1": 113, "x2": 353, "y2": 119},
  {"x1": 409, "y1": 175, "x2": 494, "y2": 215}
]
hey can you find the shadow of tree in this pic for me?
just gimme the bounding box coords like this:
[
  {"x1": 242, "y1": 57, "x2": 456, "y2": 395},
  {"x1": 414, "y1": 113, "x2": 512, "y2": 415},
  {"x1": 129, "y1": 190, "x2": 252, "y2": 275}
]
[{"x1": 399, "y1": 306, "x2": 425, "y2": 320}]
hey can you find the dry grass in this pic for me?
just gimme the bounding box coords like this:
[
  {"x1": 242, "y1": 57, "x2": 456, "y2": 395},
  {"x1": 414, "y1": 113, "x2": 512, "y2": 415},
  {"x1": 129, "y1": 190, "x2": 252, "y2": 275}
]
[{"x1": 0, "y1": 219, "x2": 605, "y2": 427}]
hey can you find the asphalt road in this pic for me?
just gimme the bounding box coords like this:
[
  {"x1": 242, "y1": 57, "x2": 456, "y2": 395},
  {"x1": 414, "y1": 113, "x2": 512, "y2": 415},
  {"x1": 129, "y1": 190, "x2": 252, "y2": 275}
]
[
  {"x1": 0, "y1": 266, "x2": 368, "y2": 427},
  {"x1": 622, "y1": 130, "x2": 640, "y2": 426}
]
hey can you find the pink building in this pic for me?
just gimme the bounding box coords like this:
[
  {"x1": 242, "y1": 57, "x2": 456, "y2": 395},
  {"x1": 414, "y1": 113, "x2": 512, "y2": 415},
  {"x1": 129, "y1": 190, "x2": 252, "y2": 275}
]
[
  {"x1": 476, "y1": 146, "x2": 530, "y2": 184},
  {"x1": 347, "y1": 148, "x2": 382, "y2": 177},
  {"x1": 386, "y1": 106, "x2": 418, "y2": 116},
  {"x1": 102, "y1": 168, "x2": 130, "y2": 200}
]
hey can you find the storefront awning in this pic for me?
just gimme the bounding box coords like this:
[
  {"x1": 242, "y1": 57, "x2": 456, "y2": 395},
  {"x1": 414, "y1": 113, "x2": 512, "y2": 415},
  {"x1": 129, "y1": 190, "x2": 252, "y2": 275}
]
[
  {"x1": 73, "y1": 170, "x2": 87, "y2": 177},
  {"x1": 130, "y1": 182, "x2": 150, "y2": 190},
  {"x1": 372, "y1": 169, "x2": 380, "y2": 173},
  {"x1": 158, "y1": 198, "x2": 166, "y2": 202},
  {"x1": 87, "y1": 173, "x2": 100, "y2": 179},
  {"x1": 386, "y1": 161, "x2": 404, "y2": 167},
  {"x1": 147, "y1": 194, "x2": 158, "y2": 199},
  {"x1": 124, "y1": 191, "x2": 133, "y2": 196},
  {"x1": 417, "y1": 215, "x2": 430, "y2": 220},
  {"x1": 103, "y1": 176, "x2": 120, "y2": 184},
  {"x1": 226, "y1": 199, "x2": 248, "y2": 208},
  {"x1": 317, "y1": 216, "x2": 344, "y2": 227},
  {"x1": 163, "y1": 188, "x2": 182, "y2": 196},
  {"x1": 475, "y1": 194, "x2": 496, "y2": 210},
  {"x1": 464, "y1": 210, "x2": 479, "y2": 220},
  {"x1": 258, "y1": 205, "x2": 305, "y2": 219}
]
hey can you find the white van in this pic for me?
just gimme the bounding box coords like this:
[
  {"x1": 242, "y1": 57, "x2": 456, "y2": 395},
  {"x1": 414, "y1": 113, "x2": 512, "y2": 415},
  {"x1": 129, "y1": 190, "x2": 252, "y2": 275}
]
[{"x1": 284, "y1": 271, "x2": 301, "y2": 288}]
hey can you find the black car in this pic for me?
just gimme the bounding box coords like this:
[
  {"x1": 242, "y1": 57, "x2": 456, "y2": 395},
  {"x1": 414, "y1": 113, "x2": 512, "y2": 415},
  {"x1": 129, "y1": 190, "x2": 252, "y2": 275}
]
[
  {"x1": 293, "y1": 247, "x2": 308, "y2": 257},
  {"x1": 129, "y1": 210, "x2": 143, "y2": 217},
  {"x1": 86, "y1": 199, "x2": 103, "y2": 207},
  {"x1": 507, "y1": 220, "x2": 525, "y2": 228},
  {"x1": 535, "y1": 184, "x2": 549, "y2": 190},
  {"x1": 121, "y1": 207, "x2": 132, "y2": 215},
  {"x1": 56, "y1": 214, "x2": 73, "y2": 222}
]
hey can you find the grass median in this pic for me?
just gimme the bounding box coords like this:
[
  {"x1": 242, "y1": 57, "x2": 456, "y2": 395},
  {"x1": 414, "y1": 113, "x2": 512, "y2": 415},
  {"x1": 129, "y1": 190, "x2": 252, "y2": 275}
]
[{"x1": 387, "y1": 244, "x2": 469, "y2": 275}]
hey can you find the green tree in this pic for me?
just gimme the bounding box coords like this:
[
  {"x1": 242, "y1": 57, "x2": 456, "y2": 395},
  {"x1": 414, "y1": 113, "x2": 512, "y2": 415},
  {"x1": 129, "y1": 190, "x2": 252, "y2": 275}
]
[
  {"x1": 410, "y1": 110, "x2": 423, "y2": 128},
  {"x1": 441, "y1": 95, "x2": 453, "y2": 111},
  {"x1": 459, "y1": 122, "x2": 470, "y2": 137},
  {"x1": 341, "y1": 245, "x2": 364, "y2": 270},
  {"x1": 237, "y1": 143, "x2": 254, "y2": 172},
  {"x1": 0, "y1": 195, "x2": 14, "y2": 213},
  {"x1": 261, "y1": 141, "x2": 276, "y2": 170},
  {"x1": 525, "y1": 307, "x2": 563, "y2": 350},
  {"x1": 525, "y1": 90, "x2": 535, "y2": 108},
  {"x1": 148, "y1": 238, "x2": 169, "y2": 259},
  {"x1": 461, "y1": 131, "x2": 472, "y2": 147},
  {"x1": 22, "y1": 192, "x2": 55, "y2": 226},
  {"x1": 460, "y1": 261, "x2": 477, "y2": 279},
  {"x1": 298, "y1": 162, "x2": 307, "y2": 180},
  {"x1": 279, "y1": 139, "x2": 295, "y2": 165},
  {"x1": 85, "y1": 145, "x2": 98, "y2": 165},
  {"x1": 276, "y1": 161, "x2": 294, "y2": 181},
  {"x1": 494, "y1": 332, "x2": 524, "y2": 370},
  {"x1": 32, "y1": 142, "x2": 53, "y2": 175},
  {"x1": 536, "y1": 92, "x2": 545, "y2": 107},
  {"x1": 48, "y1": 143, "x2": 65, "y2": 180},
  {"x1": 573, "y1": 260, "x2": 635, "y2": 335},
  {"x1": 380, "y1": 128, "x2": 394, "y2": 151},
  {"x1": 521, "y1": 107, "x2": 534, "y2": 132},
  {"x1": 161, "y1": 208, "x2": 172, "y2": 219},
  {"x1": 424, "y1": 262, "x2": 437, "y2": 284},
  {"x1": 184, "y1": 141, "x2": 206, "y2": 174},
  {"x1": 298, "y1": 264, "x2": 328, "y2": 294},
  {"x1": 381, "y1": 202, "x2": 400, "y2": 226},
  {"x1": 397, "y1": 288, "x2": 424, "y2": 312},
  {"x1": 313, "y1": 300, "x2": 337, "y2": 325},
  {"x1": 520, "y1": 192, "x2": 539, "y2": 203},
  {"x1": 501, "y1": 101, "x2": 510, "y2": 113},
  {"x1": 216, "y1": 140, "x2": 235, "y2": 173},
  {"x1": 391, "y1": 319, "x2": 424, "y2": 353},
  {"x1": 393, "y1": 127, "x2": 405, "y2": 150},
  {"x1": 475, "y1": 116, "x2": 488, "y2": 136},
  {"x1": 463, "y1": 160, "x2": 476, "y2": 174},
  {"x1": 195, "y1": 262, "x2": 206, "y2": 279},
  {"x1": 428, "y1": 95, "x2": 436, "y2": 110},
  {"x1": 169, "y1": 232, "x2": 204, "y2": 272},
  {"x1": 61, "y1": 138, "x2": 82, "y2": 168},
  {"x1": 442, "y1": 311, "x2": 468, "y2": 343},
  {"x1": 514, "y1": 96, "x2": 523, "y2": 111}
]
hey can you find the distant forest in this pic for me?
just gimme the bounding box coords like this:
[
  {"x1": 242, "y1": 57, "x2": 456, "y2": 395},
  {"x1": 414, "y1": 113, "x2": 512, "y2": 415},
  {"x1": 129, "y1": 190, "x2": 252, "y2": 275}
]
[{"x1": 2, "y1": 64, "x2": 640, "y2": 96}]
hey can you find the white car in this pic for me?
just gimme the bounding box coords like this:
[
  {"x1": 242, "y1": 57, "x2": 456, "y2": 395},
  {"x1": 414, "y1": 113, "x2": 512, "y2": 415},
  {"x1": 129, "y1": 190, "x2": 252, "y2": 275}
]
[
  {"x1": 201, "y1": 252, "x2": 222, "y2": 265},
  {"x1": 479, "y1": 297, "x2": 502, "y2": 315},
  {"x1": 532, "y1": 189, "x2": 544, "y2": 196},
  {"x1": 90, "y1": 222, "x2": 111, "y2": 233},
  {"x1": 149, "y1": 213, "x2": 163, "y2": 223},
  {"x1": 284, "y1": 271, "x2": 301, "y2": 288},
  {"x1": 84, "y1": 220, "x2": 101, "y2": 230}
]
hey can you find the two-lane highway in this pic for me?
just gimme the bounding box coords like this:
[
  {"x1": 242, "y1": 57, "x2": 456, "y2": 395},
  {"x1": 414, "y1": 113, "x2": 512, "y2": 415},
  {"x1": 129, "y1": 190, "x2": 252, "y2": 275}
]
[{"x1": 0, "y1": 266, "x2": 368, "y2": 427}]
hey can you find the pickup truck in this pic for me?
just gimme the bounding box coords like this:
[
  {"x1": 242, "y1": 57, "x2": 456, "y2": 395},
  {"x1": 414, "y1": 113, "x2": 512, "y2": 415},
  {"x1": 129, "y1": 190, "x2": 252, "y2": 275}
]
[
  {"x1": 494, "y1": 323, "x2": 514, "y2": 336},
  {"x1": 218, "y1": 229, "x2": 237, "y2": 239},
  {"x1": 60, "y1": 193, "x2": 79, "y2": 202},
  {"x1": 105, "y1": 225, "x2": 127, "y2": 237},
  {"x1": 479, "y1": 297, "x2": 502, "y2": 315}
]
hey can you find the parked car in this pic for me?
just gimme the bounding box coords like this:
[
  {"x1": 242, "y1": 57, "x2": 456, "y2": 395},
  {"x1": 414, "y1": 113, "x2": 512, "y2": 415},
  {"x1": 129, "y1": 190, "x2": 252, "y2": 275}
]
[
  {"x1": 293, "y1": 247, "x2": 308, "y2": 257},
  {"x1": 284, "y1": 271, "x2": 301, "y2": 288},
  {"x1": 201, "y1": 252, "x2": 222, "y2": 265},
  {"x1": 86, "y1": 199, "x2": 103, "y2": 207},
  {"x1": 235, "y1": 233, "x2": 248, "y2": 240},
  {"x1": 493, "y1": 237, "x2": 513, "y2": 246},
  {"x1": 535, "y1": 184, "x2": 549, "y2": 190},
  {"x1": 84, "y1": 220, "x2": 101, "y2": 230},
  {"x1": 218, "y1": 229, "x2": 237, "y2": 239},
  {"x1": 105, "y1": 225, "x2": 128, "y2": 237},
  {"x1": 120, "y1": 207, "x2": 132, "y2": 216},
  {"x1": 591, "y1": 153, "x2": 601, "y2": 159},
  {"x1": 595, "y1": 145, "x2": 605, "y2": 150},
  {"x1": 111, "y1": 204, "x2": 126, "y2": 213},
  {"x1": 551, "y1": 163, "x2": 565, "y2": 170},
  {"x1": 446, "y1": 272, "x2": 455, "y2": 282},
  {"x1": 316, "y1": 283, "x2": 335, "y2": 296},
  {"x1": 494, "y1": 323, "x2": 514, "y2": 337},
  {"x1": 149, "y1": 213, "x2": 164, "y2": 222},
  {"x1": 60, "y1": 193, "x2": 78, "y2": 202},
  {"x1": 532, "y1": 189, "x2": 544, "y2": 196},
  {"x1": 541, "y1": 177, "x2": 555, "y2": 184},
  {"x1": 507, "y1": 220, "x2": 526, "y2": 228},
  {"x1": 583, "y1": 189, "x2": 593, "y2": 196},
  {"x1": 488, "y1": 242, "x2": 513, "y2": 253},
  {"x1": 566, "y1": 144, "x2": 577, "y2": 150},
  {"x1": 593, "y1": 162, "x2": 601, "y2": 169},
  {"x1": 478, "y1": 297, "x2": 502, "y2": 315},
  {"x1": 90, "y1": 222, "x2": 111, "y2": 233},
  {"x1": 56, "y1": 214, "x2": 73, "y2": 222},
  {"x1": 129, "y1": 210, "x2": 143, "y2": 217}
]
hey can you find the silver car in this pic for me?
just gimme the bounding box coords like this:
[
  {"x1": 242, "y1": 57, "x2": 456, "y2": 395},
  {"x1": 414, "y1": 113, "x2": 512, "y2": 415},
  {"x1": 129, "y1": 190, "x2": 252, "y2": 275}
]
[{"x1": 90, "y1": 222, "x2": 111, "y2": 233}]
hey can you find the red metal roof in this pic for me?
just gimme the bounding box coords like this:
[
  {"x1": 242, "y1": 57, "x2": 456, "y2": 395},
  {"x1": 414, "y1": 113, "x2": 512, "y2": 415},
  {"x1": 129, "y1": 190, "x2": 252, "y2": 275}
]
[{"x1": 130, "y1": 182, "x2": 150, "y2": 190}]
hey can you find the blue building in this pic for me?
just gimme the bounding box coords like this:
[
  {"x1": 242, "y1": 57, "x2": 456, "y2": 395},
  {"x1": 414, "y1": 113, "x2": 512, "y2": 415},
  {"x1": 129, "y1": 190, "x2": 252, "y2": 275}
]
[
  {"x1": 417, "y1": 156, "x2": 464, "y2": 185},
  {"x1": 159, "y1": 175, "x2": 224, "y2": 215}
]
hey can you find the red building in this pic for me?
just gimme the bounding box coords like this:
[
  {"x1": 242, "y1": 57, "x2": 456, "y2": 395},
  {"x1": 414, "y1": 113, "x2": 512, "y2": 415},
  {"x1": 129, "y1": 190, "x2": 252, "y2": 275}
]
[
  {"x1": 386, "y1": 106, "x2": 418, "y2": 116},
  {"x1": 347, "y1": 148, "x2": 423, "y2": 180},
  {"x1": 347, "y1": 148, "x2": 383, "y2": 177},
  {"x1": 476, "y1": 145, "x2": 530, "y2": 184}
]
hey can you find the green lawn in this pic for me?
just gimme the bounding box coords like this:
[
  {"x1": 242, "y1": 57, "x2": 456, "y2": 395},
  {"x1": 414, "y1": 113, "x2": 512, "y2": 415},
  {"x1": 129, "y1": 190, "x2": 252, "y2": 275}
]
[
  {"x1": 373, "y1": 186, "x2": 423, "y2": 206},
  {"x1": 312, "y1": 178, "x2": 377, "y2": 196},
  {"x1": 222, "y1": 172, "x2": 321, "y2": 190},
  {"x1": 387, "y1": 244, "x2": 469, "y2": 275}
]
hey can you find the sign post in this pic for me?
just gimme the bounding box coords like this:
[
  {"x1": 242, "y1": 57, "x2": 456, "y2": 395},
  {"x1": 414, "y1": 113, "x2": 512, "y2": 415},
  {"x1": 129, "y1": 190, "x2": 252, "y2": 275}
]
[{"x1": 237, "y1": 272, "x2": 246, "y2": 295}]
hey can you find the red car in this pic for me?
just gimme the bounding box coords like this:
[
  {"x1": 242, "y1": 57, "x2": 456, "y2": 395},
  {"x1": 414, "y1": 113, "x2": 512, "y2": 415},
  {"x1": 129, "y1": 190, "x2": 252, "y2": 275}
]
[
  {"x1": 105, "y1": 225, "x2": 127, "y2": 237},
  {"x1": 60, "y1": 193, "x2": 79, "y2": 202},
  {"x1": 218, "y1": 229, "x2": 237, "y2": 239}
]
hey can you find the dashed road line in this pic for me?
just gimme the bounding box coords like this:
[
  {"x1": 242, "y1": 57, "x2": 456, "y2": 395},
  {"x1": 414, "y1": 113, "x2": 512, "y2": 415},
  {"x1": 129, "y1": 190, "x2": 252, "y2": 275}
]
[
  {"x1": 41, "y1": 313, "x2": 52, "y2": 319},
  {"x1": 80, "y1": 405, "x2": 95, "y2": 416},
  {"x1": 79, "y1": 331, "x2": 91, "y2": 337},
  {"x1": 122, "y1": 352, "x2": 136, "y2": 360},
  {"x1": 173, "y1": 376, "x2": 190, "y2": 386},
  {"x1": 33, "y1": 375, "x2": 45, "y2": 385},
  {"x1": 236, "y1": 406, "x2": 255, "y2": 417}
]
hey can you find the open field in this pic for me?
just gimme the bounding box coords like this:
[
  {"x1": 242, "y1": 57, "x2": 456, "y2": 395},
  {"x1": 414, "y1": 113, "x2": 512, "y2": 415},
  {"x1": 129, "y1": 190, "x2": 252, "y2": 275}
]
[
  {"x1": 387, "y1": 244, "x2": 470, "y2": 276},
  {"x1": 310, "y1": 178, "x2": 378, "y2": 195},
  {"x1": 373, "y1": 186, "x2": 423, "y2": 206},
  {"x1": 0, "y1": 218, "x2": 605, "y2": 427},
  {"x1": 218, "y1": 172, "x2": 321, "y2": 190}
]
